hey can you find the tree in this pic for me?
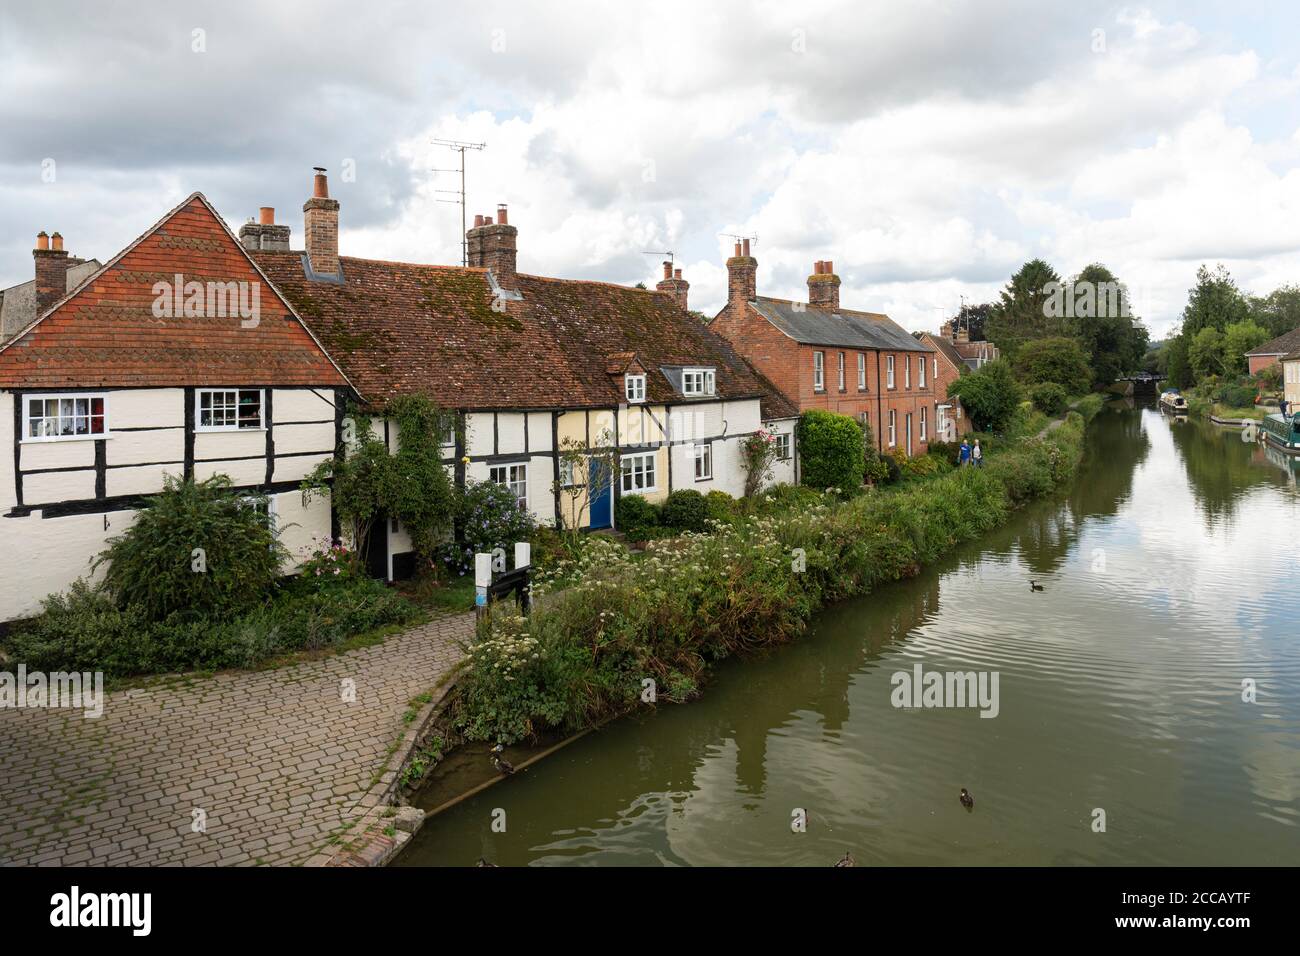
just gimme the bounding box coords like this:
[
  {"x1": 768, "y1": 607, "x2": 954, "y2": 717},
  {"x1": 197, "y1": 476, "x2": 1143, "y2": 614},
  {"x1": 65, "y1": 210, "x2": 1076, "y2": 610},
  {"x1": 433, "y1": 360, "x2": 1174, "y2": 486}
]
[
  {"x1": 1188, "y1": 326, "x2": 1226, "y2": 380},
  {"x1": 554, "y1": 430, "x2": 619, "y2": 544},
  {"x1": 1165, "y1": 335, "x2": 1193, "y2": 388},
  {"x1": 1070, "y1": 263, "x2": 1148, "y2": 383},
  {"x1": 947, "y1": 359, "x2": 1023, "y2": 432},
  {"x1": 953, "y1": 301, "x2": 995, "y2": 341},
  {"x1": 1220, "y1": 320, "x2": 1271, "y2": 377},
  {"x1": 985, "y1": 259, "x2": 1062, "y2": 358},
  {"x1": 1247, "y1": 285, "x2": 1300, "y2": 338},
  {"x1": 1182, "y1": 264, "x2": 1249, "y2": 336},
  {"x1": 1013, "y1": 336, "x2": 1093, "y2": 394}
]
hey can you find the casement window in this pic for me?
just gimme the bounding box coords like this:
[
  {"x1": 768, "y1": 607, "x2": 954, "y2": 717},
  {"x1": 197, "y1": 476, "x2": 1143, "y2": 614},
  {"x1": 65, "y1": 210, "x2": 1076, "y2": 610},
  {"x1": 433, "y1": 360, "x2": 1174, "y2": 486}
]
[
  {"x1": 239, "y1": 494, "x2": 279, "y2": 539},
  {"x1": 857, "y1": 352, "x2": 866, "y2": 390},
  {"x1": 838, "y1": 352, "x2": 846, "y2": 390},
  {"x1": 621, "y1": 451, "x2": 658, "y2": 493},
  {"x1": 933, "y1": 356, "x2": 938, "y2": 382},
  {"x1": 813, "y1": 351, "x2": 825, "y2": 391},
  {"x1": 694, "y1": 442, "x2": 713, "y2": 481},
  {"x1": 23, "y1": 393, "x2": 107, "y2": 441},
  {"x1": 775, "y1": 432, "x2": 792, "y2": 461},
  {"x1": 905, "y1": 357, "x2": 911, "y2": 389},
  {"x1": 887, "y1": 355, "x2": 896, "y2": 389},
  {"x1": 197, "y1": 388, "x2": 264, "y2": 431},
  {"x1": 489, "y1": 463, "x2": 528, "y2": 510},
  {"x1": 920, "y1": 406, "x2": 928, "y2": 442},
  {"x1": 559, "y1": 458, "x2": 576, "y2": 488},
  {"x1": 888, "y1": 409, "x2": 897, "y2": 446},
  {"x1": 682, "y1": 368, "x2": 715, "y2": 397},
  {"x1": 919, "y1": 355, "x2": 927, "y2": 388},
  {"x1": 625, "y1": 374, "x2": 646, "y2": 403}
]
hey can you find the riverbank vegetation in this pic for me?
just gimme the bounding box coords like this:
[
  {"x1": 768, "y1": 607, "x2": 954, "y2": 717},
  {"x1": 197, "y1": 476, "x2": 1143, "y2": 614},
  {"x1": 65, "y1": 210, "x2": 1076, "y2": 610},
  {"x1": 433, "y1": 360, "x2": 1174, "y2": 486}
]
[{"x1": 453, "y1": 400, "x2": 1102, "y2": 744}]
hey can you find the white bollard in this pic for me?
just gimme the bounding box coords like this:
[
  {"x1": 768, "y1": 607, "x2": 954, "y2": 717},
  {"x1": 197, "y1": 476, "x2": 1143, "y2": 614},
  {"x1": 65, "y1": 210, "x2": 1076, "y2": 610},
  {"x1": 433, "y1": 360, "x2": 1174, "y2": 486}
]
[{"x1": 475, "y1": 552, "x2": 492, "y2": 607}]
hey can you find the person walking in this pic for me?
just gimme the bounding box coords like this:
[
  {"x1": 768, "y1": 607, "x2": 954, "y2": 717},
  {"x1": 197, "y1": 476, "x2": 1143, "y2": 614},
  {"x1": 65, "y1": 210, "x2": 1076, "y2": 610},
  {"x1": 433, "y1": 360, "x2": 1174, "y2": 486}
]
[
  {"x1": 972, "y1": 439, "x2": 983, "y2": 468},
  {"x1": 959, "y1": 439, "x2": 971, "y2": 467}
]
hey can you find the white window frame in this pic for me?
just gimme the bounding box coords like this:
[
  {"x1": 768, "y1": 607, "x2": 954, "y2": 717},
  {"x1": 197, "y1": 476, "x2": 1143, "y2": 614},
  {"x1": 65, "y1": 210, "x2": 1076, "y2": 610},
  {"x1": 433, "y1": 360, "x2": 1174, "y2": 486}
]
[
  {"x1": 621, "y1": 451, "x2": 658, "y2": 493},
  {"x1": 693, "y1": 442, "x2": 713, "y2": 481},
  {"x1": 625, "y1": 374, "x2": 646, "y2": 404},
  {"x1": 813, "y1": 351, "x2": 825, "y2": 391},
  {"x1": 888, "y1": 409, "x2": 896, "y2": 447},
  {"x1": 489, "y1": 462, "x2": 528, "y2": 511},
  {"x1": 197, "y1": 388, "x2": 265, "y2": 432},
  {"x1": 919, "y1": 355, "x2": 927, "y2": 388},
  {"x1": 857, "y1": 352, "x2": 866, "y2": 390},
  {"x1": 905, "y1": 357, "x2": 911, "y2": 389},
  {"x1": 774, "y1": 432, "x2": 793, "y2": 461},
  {"x1": 837, "y1": 352, "x2": 845, "y2": 390},
  {"x1": 887, "y1": 355, "x2": 896, "y2": 389},
  {"x1": 920, "y1": 406, "x2": 927, "y2": 442},
  {"x1": 559, "y1": 457, "x2": 577, "y2": 488},
  {"x1": 239, "y1": 493, "x2": 280, "y2": 539},
  {"x1": 22, "y1": 392, "x2": 109, "y2": 442},
  {"x1": 933, "y1": 356, "x2": 938, "y2": 382},
  {"x1": 681, "y1": 368, "x2": 715, "y2": 397}
]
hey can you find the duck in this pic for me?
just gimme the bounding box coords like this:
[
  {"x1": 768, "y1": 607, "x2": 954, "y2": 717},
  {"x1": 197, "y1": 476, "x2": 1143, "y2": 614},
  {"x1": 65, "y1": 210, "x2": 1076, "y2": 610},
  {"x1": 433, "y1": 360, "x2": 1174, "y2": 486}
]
[
  {"x1": 1029, "y1": 580, "x2": 1044, "y2": 592},
  {"x1": 490, "y1": 743, "x2": 516, "y2": 775},
  {"x1": 834, "y1": 851, "x2": 856, "y2": 868},
  {"x1": 476, "y1": 857, "x2": 498, "y2": 867},
  {"x1": 959, "y1": 788, "x2": 975, "y2": 810}
]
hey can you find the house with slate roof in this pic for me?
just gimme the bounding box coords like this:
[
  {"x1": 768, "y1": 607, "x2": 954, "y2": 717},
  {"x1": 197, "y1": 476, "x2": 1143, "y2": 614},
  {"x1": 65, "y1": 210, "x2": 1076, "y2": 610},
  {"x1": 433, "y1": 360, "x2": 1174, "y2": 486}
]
[
  {"x1": 0, "y1": 194, "x2": 352, "y2": 621},
  {"x1": 915, "y1": 331, "x2": 973, "y2": 441},
  {"x1": 711, "y1": 244, "x2": 937, "y2": 456},
  {"x1": 1246, "y1": 327, "x2": 1300, "y2": 376},
  {"x1": 249, "y1": 172, "x2": 799, "y2": 580}
]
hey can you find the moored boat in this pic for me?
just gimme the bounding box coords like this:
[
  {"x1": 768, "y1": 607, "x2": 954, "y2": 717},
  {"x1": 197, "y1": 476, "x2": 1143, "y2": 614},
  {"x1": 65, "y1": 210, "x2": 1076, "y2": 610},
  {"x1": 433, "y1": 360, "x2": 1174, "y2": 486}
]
[
  {"x1": 1159, "y1": 389, "x2": 1188, "y2": 414},
  {"x1": 1260, "y1": 412, "x2": 1300, "y2": 455}
]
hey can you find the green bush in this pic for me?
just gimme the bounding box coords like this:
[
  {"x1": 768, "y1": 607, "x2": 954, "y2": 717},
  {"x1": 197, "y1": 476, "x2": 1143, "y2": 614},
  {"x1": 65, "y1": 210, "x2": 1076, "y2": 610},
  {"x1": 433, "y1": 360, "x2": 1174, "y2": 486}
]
[
  {"x1": 661, "y1": 489, "x2": 709, "y2": 532},
  {"x1": 927, "y1": 440, "x2": 959, "y2": 463},
  {"x1": 798, "y1": 409, "x2": 865, "y2": 490},
  {"x1": 704, "y1": 490, "x2": 737, "y2": 525},
  {"x1": 1218, "y1": 385, "x2": 1255, "y2": 408},
  {"x1": 947, "y1": 360, "x2": 1024, "y2": 433},
  {"x1": 5, "y1": 575, "x2": 417, "y2": 679},
  {"x1": 94, "y1": 475, "x2": 286, "y2": 620},
  {"x1": 616, "y1": 494, "x2": 660, "y2": 539},
  {"x1": 441, "y1": 479, "x2": 536, "y2": 574},
  {"x1": 1030, "y1": 382, "x2": 1069, "y2": 415},
  {"x1": 1013, "y1": 336, "x2": 1093, "y2": 393}
]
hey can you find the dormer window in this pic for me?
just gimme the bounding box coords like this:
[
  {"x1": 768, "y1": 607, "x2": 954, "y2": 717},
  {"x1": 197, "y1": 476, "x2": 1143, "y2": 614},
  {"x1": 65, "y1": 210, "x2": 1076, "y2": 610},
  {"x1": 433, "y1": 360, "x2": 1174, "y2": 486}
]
[
  {"x1": 682, "y1": 367, "x2": 715, "y2": 396},
  {"x1": 625, "y1": 374, "x2": 646, "y2": 403}
]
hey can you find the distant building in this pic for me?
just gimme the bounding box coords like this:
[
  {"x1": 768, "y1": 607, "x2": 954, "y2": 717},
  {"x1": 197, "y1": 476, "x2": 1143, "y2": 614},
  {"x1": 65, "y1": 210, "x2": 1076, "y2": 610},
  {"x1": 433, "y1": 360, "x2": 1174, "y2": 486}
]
[
  {"x1": 1283, "y1": 351, "x2": 1300, "y2": 409},
  {"x1": 1246, "y1": 327, "x2": 1300, "y2": 376},
  {"x1": 0, "y1": 232, "x2": 101, "y2": 342},
  {"x1": 915, "y1": 332, "x2": 972, "y2": 441},
  {"x1": 937, "y1": 318, "x2": 999, "y2": 370}
]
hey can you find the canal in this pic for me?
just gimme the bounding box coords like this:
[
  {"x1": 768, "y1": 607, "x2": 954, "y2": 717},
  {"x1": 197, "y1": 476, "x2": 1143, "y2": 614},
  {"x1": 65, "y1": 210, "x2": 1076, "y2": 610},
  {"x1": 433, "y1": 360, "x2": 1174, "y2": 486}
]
[{"x1": 399, "y1": 402, "x2": 1300, "y2": 866}]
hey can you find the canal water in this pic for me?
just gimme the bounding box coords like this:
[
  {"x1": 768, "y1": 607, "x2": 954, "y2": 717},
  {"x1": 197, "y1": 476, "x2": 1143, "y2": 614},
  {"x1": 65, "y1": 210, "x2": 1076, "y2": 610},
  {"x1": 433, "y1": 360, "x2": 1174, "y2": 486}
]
[{"x1": 400, "y1": 403, "x2": 1300, "y2": 866}]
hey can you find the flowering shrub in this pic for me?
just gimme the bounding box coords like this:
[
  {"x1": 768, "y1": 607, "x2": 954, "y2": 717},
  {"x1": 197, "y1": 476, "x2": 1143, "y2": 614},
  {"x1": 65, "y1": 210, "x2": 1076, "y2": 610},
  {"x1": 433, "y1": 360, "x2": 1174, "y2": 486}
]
[
  {"x1": 439, "y1": 479, "x2": 536, "y2": 575},
  {"x1": 456, "y1": 409, "x2": 1095, "y2": 743},
  {"x1": 298, "y1": 539, "x2": 360, "y2": 582},
  {"x1": 741, "y1": 427, "x2": 781, "y2": 497}
]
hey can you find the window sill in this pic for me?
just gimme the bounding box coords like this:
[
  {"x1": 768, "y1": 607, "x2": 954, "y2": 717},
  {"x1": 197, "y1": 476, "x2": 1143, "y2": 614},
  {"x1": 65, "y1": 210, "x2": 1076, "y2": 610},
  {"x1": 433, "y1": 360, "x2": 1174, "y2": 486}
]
[
  {"x1": 195, "y1": 427, "x2": 268, "y2": 434},
  {"x1": 21, "y1": 433, "x2": 111, "y2": 444}
]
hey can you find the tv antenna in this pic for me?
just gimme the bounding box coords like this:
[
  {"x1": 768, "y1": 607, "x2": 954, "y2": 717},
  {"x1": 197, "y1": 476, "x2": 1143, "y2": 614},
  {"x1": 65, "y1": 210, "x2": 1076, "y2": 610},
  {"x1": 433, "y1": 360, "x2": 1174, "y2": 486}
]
[{"x1": 432, "y1": 138, "x2": 486, "y2": 266}]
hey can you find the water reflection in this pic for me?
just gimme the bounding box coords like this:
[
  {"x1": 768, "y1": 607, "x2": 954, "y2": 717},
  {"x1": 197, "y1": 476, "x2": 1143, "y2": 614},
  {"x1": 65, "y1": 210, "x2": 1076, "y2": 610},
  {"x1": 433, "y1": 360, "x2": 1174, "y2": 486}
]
[{"x1": 400, "y1": 404, "x2": 1300, "y2": 867}]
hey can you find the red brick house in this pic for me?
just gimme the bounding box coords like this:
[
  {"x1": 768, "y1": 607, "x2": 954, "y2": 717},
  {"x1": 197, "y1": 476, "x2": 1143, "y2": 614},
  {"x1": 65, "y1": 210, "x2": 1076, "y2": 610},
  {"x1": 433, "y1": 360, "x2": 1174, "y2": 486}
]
[
  {"x1": 711, "y1": 244, "x2": 937, "y2": 455},
  {"x1": 1246, "y1": 327, "x2": 1300, "y2": 376},
  {"x1": 915, "y1": 332, "x2": 972, "y2": 441}
]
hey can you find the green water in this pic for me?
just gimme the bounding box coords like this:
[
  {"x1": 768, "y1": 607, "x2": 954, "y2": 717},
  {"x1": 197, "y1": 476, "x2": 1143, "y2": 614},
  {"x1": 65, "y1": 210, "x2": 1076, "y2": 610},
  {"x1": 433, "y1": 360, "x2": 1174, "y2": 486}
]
[{"x1": 399, "y1": 404, "x2": 1300, "y2": 866}]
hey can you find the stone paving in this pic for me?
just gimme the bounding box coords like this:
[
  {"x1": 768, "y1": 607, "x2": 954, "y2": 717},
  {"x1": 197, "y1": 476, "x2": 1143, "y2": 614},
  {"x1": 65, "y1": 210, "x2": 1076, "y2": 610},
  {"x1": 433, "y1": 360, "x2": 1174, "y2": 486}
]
[{"x1": 0, "y1": 613, "x2": 471, "y2": 866}]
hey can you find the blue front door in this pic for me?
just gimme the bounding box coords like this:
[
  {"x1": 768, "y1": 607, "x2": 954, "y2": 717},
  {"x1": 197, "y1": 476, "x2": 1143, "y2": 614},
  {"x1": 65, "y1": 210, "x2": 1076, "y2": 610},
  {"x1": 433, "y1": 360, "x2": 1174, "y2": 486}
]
[{"x1": 589, "y1": 462, "x2": 612, "y2": 529}]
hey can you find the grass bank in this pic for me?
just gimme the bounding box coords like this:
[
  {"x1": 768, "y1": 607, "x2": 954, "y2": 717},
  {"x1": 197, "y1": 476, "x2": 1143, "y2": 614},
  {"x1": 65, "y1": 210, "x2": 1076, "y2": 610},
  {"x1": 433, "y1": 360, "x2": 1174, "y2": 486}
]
[{"x1": 452, "y1": 399, "x2": 1103, "y2": 745}]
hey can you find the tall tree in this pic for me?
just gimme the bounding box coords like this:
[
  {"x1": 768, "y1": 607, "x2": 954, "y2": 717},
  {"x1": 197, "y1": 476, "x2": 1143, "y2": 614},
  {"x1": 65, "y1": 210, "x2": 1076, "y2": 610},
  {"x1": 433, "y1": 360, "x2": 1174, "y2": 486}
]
[
  {"x1": 1070, "y1": 263, "x2": 1148, "y2": 384},
  {"x1": 986, "y1": 258, "x2": 1062, "y2": 358},
  {"x1": 1247, "y1": 285, "x2": 1300, "y2": 338},
  {"x1": 1182, "y1": 264, "x2": 1249, "y2": 337}
]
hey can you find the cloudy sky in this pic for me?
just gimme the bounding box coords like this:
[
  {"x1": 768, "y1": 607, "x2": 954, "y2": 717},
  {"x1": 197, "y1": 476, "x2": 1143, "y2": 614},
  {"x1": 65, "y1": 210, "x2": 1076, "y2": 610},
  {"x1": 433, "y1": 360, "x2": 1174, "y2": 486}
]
[{"x1": 3, "y1": 1, "x2": 1299, "y2": 338}]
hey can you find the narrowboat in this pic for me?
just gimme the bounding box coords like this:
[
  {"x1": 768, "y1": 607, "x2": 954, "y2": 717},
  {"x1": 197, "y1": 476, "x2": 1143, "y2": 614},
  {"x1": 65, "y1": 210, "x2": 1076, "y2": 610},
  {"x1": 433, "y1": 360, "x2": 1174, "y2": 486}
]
[
  {"x1": 1159, "y1": 389, "x2": 1188, "y2": 414},
  {"x1": 1260, "y1": 412, "x2": 1300, "y2": 455}
]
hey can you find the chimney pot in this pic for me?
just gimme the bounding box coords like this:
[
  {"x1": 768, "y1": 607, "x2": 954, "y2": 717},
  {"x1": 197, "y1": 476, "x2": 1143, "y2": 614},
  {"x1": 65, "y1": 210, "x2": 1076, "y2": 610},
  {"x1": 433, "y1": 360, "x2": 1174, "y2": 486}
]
[
  {"x1": 474, "y1": 214, "x2": 484, "y2": 227},
  {"x1": 259, "y1": 207, "x2": 275, "y2": 225},
  {"x1": 51, "y1": 232, "x2": 64, "y2": 252},
  {"x1": 312, "y1": 168, "x2": 329, "y2": 198},
  {"x1": 734, "y1": 241, "x2": 742, "y2": 258},
  {"x1": 663, "y1": 261, "x2": 672, "y2": 280},
  {"x1": 484, "y1": 214, "x2": 493, "y2": 226},
  {"x1": 35, "y1": 231, "x2": 49, "y2": 251},
  {"x1": 496, "y1": 204, "x2": 508, "y2": 225},
  {"x1": 813, "y1": 261, "x2": 822, "y2": 275},
  {"x1": 825, "y1": 260, "x2": 834, "y2": 274},
  {"x1": 742, "y1": 238, "x2": 751, "y2": 257},
  {"x1": 674, "y1": 268, "x2": 682, "y2": 279}
]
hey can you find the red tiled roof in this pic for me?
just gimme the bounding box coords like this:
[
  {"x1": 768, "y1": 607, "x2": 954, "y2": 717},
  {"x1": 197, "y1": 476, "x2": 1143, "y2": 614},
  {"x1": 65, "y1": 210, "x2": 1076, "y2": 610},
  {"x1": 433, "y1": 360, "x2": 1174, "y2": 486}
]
[
  {"x1": 0, "y1": 194, "x2": 349, "y2": 390},
  {"x1": 920, "y1": 332, "x2": 968, "y2": 372},
  {"x1": 254, "y1": 251, "x2": 793, "y2": 413}
]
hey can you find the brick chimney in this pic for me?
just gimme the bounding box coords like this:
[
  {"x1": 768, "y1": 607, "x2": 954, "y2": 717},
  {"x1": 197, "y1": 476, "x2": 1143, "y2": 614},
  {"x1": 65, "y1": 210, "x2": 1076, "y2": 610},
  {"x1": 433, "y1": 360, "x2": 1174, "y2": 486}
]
[
  {"x1": 807, "y1": 259, "x2": 840, "y2": 310},
  {"x1": 466, "y1": 204, "x2": 518, "y2": 288},
  {"x1": 655, "y1": 261, "x2": 690, "y2": 311},
  {"x1": 238, "y1": 206, "x2": 291, "y2": 251},
  {"x1": 33, "y1": 231, "x2": 71, "y2": 314},
  {"x1": 726, "y1": 238, "x2": 756, "y2": 305},
  {"x1": 303, "y1": 167, "x2": 340, "y2": 276}
]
